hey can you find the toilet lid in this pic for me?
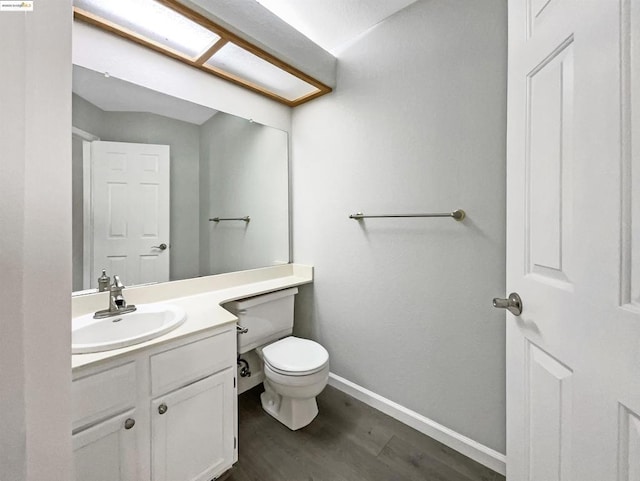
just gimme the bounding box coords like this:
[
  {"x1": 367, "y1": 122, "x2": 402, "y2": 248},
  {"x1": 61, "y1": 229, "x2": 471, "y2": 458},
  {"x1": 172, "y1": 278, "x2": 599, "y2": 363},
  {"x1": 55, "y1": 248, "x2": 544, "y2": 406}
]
[{"x1": 262, "y1": 337, "x2": 329, "y2": 375}]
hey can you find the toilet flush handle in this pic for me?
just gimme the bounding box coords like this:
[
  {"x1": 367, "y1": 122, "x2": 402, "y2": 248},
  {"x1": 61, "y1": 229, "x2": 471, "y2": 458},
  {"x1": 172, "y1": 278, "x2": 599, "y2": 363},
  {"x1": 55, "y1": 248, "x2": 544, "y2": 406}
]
[{"x1": 236, "y1": 324, "x2": 248, "y2": 334}]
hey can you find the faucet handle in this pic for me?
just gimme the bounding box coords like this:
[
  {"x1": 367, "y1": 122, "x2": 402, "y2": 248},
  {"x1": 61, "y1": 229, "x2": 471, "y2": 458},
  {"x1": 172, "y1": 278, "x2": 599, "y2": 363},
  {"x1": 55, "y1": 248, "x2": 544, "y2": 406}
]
[{"x1": 112, "y1": 275, "x2": 124, "y2": 288}]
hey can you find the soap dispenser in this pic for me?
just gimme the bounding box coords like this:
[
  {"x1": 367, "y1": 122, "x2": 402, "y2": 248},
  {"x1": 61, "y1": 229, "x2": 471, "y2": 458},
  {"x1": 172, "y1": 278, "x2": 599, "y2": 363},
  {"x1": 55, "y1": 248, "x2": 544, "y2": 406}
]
[{"x1": 98, "y1": 269, "x2": 110, "y2": 292}]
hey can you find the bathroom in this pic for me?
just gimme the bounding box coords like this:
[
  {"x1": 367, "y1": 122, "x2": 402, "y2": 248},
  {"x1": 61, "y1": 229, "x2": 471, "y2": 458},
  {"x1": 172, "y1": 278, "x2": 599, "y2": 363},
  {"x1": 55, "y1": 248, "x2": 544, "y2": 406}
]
[{"x1": 2, "y1": 1, "x2": 637, "y2": 480}]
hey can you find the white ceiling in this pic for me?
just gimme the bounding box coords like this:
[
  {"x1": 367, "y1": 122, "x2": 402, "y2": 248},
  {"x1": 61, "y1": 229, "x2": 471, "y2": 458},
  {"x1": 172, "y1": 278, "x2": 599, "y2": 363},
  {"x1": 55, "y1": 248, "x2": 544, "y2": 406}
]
[
  {"x1": 254, "y1": 0, "x2": 420, "y2": 54},
  {"x1": 72, "y1": 66, "x2": 218, "y2": 125}
]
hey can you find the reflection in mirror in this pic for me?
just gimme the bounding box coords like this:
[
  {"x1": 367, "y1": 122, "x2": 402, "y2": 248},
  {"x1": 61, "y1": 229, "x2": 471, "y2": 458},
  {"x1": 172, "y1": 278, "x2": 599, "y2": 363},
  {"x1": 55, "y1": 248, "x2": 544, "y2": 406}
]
[{"x1": 72, "y1": 65, "x2": 290, "y2": 293}]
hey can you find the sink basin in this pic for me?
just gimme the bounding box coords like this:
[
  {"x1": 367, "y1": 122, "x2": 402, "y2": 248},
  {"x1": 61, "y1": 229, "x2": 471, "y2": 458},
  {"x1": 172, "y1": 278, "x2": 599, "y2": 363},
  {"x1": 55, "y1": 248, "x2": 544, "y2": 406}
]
[{"x1": 72, "y1": 303, "x2": 187, "y2": 354}]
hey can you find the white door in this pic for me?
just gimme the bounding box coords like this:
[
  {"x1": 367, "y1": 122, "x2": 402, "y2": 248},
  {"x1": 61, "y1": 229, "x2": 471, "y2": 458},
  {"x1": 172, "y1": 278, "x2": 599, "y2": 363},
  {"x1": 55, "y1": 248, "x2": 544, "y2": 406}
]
[
  {"x1": 504, "y1": 1, "x2": 640, "y2": 480},
  {"x1": 90, "y1": 141, "x2": 170, "y2": 287},
  {"x1": 150, "y1": 369, "x2": 235, "y2": 481}
]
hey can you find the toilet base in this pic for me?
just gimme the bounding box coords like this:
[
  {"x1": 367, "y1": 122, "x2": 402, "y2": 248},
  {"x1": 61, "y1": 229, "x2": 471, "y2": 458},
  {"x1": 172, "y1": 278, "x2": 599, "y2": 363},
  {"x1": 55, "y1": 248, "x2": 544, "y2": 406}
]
[{"x1": 260, "y1": 380, "x2": 319, "y2": 431}]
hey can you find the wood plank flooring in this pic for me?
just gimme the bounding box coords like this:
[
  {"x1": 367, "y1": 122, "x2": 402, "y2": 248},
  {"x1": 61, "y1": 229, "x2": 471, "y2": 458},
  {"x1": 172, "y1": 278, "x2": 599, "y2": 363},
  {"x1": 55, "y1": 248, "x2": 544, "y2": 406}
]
[{"x1": 221, "y1": 385, "x2": 505, "y2": 481}]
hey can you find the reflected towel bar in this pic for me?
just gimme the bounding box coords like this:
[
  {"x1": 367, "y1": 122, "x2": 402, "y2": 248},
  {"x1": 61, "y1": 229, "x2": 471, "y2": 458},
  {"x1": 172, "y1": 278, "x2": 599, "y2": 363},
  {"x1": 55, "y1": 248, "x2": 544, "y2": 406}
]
[
  {"x1": 349, "y1": 209, "x2": 466, "y2": 221},
  {"x1": 209, "y1": 216, "x2": 251, "y2": 222}
]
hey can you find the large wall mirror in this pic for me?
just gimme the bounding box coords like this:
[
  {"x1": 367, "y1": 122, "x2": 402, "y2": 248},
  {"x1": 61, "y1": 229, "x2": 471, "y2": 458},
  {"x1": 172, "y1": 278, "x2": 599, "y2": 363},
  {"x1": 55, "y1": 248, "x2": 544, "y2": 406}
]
[{"x1": 72, "y1": 65, "x2": 290, "y2": 293}]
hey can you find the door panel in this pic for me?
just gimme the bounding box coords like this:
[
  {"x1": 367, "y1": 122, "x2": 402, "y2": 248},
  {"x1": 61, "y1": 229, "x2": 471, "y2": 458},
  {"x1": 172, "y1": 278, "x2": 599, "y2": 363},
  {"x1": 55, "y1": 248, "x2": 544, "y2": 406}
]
[
  {"x1": 107, "y1": 182, "x2": 128, "y2": 238},
  {"x1": 526, "y1": 342, "x2": 572, "y2": 481},
  {"x1": 140, "y1": 183, "x2": 160, "y2": 237},
  {"x1": 623, "y1": 0, "x2": 640, "y2": 310},
  {"x1": 618, "y1": 404, "x2": 640, "y2": 481},
  {"x1": 526, "y1": 39, "x2": 573, "y2": 286}
]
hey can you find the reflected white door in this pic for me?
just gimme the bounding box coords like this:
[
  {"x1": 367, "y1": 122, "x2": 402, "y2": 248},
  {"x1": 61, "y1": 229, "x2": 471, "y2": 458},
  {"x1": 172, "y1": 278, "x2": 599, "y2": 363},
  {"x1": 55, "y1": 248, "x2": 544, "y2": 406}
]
[
  {"x1": 506, "y1": 1, "x2": 640, "y2": 480},
  {"x1": 90, "y1": 141, "x2": 170, "y2": 287}
]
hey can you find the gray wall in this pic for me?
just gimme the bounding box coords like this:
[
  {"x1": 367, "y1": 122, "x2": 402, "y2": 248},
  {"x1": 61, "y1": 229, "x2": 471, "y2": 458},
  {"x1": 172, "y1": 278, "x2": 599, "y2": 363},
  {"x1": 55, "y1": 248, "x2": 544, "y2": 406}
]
[
  {"x1": 72, "y1": 94, "x2": 103, "y2": 290},
  {"x1": 199, "y1": 112, "x2": 289, "y2": 275},
  {"x1": 72, "y1": 95, "x2": 202, "y2": 288},
  {"x1": 291, "y1": 0, "x2": 507, "y2": 453}
]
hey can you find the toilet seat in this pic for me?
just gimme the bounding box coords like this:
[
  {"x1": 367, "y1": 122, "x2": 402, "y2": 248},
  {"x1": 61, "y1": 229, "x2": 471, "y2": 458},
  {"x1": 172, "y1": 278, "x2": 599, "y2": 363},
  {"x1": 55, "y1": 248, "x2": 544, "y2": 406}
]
[{"x1": 262, "y1": 336, "x2": 329, "y2": 376}]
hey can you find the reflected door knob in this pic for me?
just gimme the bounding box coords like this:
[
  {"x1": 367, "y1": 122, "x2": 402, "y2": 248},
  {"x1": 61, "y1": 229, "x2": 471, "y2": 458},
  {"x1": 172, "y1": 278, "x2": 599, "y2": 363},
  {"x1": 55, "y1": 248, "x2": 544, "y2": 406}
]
[
  {"x1": 152, "y1": 243, "x2": 168, "y2": 251},
  {"x1": 493, "y1": 292, "x2": 523, "y2": 316}
]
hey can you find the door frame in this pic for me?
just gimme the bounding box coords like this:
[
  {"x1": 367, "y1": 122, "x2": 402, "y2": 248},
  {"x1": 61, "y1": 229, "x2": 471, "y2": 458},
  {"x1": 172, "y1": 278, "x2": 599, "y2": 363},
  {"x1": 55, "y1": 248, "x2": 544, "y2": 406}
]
[{"x1": 72, "y1": 126, "x2": 100, "y2": 290}]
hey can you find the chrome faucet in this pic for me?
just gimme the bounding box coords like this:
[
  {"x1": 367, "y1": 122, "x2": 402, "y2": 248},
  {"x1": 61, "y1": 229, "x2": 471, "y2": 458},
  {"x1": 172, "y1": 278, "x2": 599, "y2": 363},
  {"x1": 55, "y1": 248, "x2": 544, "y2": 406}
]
[{"x1": 94, "y1": 275, "x2": 137, "y2": 319}]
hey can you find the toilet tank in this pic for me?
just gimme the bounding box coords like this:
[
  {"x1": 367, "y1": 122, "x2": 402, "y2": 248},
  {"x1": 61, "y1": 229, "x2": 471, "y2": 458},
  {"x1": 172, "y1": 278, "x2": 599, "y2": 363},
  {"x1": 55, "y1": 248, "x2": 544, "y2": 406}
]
[{"x1": 224, "y1": 287, "x2": 298, "y2": 354}]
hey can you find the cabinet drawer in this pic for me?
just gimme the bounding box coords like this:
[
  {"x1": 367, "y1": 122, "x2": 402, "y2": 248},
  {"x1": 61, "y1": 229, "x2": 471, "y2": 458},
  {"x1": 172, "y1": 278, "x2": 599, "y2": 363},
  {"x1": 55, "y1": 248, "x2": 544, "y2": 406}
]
[
  {"x1": 72, "y1": 362, "x2": 137, "y2": 431},
  {"x1": 150, "y1": 329, "x2": 235, "y2": 396}
]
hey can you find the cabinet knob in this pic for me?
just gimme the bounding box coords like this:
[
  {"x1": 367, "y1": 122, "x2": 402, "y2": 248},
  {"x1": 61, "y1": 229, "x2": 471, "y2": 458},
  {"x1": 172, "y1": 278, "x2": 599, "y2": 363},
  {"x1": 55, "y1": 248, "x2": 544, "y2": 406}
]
[
  {"x1": 124, "y1": 418, "x2": 135, "y2": 430},
  {"x1": 158, "y1": 403, "x2": 168, "y2": 415}
]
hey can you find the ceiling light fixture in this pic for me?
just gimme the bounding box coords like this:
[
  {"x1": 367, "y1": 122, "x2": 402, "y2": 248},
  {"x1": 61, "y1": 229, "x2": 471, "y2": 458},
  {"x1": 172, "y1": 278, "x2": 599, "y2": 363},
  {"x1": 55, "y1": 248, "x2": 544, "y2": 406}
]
[
  {"x1": 75, "y1": 0, "x2": 221, "y2": 58},
  {"x1": 73, "y1": 0, "x2": 331, "y2": 106}
]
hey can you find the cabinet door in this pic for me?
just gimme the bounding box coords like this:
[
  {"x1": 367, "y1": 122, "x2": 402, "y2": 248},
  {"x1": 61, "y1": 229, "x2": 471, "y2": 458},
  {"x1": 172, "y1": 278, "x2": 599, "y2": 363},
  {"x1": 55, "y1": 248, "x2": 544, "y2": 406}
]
[
  {"x1": 151, "y1": 369, "x2": 234, "y2": 481},
  {"x1": 73, "y1": 409, "x2": 139, "y2": 481}
]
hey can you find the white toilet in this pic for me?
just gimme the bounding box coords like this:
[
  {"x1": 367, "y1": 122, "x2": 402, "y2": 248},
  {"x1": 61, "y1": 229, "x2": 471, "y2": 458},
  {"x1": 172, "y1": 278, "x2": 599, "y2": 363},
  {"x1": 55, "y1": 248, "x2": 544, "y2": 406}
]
[{"x1": 225, "y1": 288, "x2": 329, "y2": 430}]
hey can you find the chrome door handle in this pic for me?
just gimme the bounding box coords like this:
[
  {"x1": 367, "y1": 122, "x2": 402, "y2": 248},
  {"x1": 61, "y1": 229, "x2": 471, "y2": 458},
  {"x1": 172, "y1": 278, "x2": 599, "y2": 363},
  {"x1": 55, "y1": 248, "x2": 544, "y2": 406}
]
[
  {"x1": 493, "y1": 292, "x2": 523, "y2": 316},
  {"x1": 152, "y1": 243, "x2": 167, "y2": 251}
]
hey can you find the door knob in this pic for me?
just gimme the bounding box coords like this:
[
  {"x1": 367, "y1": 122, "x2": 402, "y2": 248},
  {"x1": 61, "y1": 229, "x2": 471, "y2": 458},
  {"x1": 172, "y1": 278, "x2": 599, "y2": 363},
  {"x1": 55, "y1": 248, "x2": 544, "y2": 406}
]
[
  {"x1": 158, "y1": 403, "x2": 168, "y2": 415},
  {"x1": 493, "y1": 292, "x2": 523, "y2": 316},
  {"x1": 152, "y1": 243, "x2": 167, "y2": 251}
]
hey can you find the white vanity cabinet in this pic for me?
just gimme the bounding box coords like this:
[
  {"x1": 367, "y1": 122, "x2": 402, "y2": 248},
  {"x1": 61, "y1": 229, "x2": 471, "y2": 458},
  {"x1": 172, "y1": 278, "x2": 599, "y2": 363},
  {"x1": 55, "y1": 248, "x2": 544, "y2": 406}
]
[
  {"x1": 149, "y1": 326, "x2": 236, "y2": 481},
  {"x1": 71, "y1": 324, "x2": 237, "y2": 481}
]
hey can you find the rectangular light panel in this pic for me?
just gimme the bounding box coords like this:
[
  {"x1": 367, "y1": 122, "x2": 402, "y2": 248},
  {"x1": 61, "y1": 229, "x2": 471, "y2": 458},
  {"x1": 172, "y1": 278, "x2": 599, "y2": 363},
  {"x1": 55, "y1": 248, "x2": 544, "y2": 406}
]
[
  {"x1": 75, "y1": 0, "x2": 220, "y2": 58},
  {"x1": 205, "y1": 42, "x2": 320, "y2": 101}
]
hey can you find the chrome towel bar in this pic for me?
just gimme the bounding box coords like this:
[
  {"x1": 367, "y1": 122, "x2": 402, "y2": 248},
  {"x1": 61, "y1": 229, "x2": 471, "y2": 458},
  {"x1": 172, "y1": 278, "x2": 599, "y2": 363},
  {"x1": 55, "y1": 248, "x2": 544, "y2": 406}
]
[
  {"x1": 349, "y1": 209, "x2": 465, "y2": 221},
  {"x1": 209, "y1": 216, "x2": 251, "y2": 222}
]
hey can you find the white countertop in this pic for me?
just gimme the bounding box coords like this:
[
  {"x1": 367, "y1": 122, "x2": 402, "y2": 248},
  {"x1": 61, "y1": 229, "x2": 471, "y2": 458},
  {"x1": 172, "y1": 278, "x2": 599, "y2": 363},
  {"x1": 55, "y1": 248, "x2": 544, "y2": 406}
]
[{"x1": 72, "y1": 264, "x2": 313, "y2": 370}]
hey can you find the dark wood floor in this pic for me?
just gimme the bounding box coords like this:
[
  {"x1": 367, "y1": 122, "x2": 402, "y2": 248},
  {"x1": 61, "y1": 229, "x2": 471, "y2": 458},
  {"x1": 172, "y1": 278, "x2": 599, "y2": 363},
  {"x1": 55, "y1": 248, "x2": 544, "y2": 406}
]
[{"x1": 222, "y1": 385, "x2": 505, "y2": 481}]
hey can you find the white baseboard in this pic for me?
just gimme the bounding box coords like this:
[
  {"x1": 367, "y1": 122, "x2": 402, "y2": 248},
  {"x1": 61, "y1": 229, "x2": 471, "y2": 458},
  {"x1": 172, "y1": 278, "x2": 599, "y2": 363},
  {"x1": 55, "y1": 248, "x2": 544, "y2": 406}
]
[{"x1": 328, "y1": 373, "x2": 506, "y2": 476}]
